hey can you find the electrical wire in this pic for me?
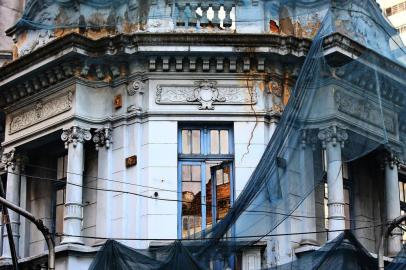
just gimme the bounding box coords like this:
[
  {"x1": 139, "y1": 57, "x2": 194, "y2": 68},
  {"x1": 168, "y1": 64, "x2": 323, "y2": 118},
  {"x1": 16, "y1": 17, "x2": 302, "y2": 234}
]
[
  {"x1": 52, "y1": 223, "x2": 386, "y2": 241},
  {"x1": 24, "y1": 163, "x2": 179, "y2": 193},
  {"x1": 4, "y1": 170, "x2": 379, "y2": 224}
]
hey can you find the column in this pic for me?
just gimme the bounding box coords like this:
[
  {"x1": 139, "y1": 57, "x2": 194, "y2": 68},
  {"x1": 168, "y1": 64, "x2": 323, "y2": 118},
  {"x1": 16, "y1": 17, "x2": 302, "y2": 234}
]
[
  {"x1": 299, "y1": 130, "x2": 318, "y2": 245},
  {"x1": 318, "y1": 126, "x2": 348, "y2": 240},
  {"x1": 93, "y1": 128, "x2": 113, "y2": 243},
  {"x1": 1, "y1": 149, "x2": 22, "y2": 258},
  {"x1": 60, "y1": 126, "x2": 91, "y2": 245},
  {"x1": 383, "y1": 152, "x2": 402, "y2": 257}
]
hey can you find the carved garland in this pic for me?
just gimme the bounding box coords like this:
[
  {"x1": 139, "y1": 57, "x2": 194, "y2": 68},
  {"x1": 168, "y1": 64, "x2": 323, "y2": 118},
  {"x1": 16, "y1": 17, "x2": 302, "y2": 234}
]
[
  {"x1": 9, "y1": 91, "x2": 73, "y2": 134},
  {"x1": 155, "y1": 80, "x2": 257, "y2": 110}
]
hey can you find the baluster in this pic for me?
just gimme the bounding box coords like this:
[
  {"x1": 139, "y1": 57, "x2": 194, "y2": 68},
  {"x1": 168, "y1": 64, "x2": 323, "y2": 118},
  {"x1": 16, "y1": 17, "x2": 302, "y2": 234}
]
[
  {"x1": 177, "y1": 3, "x2": 186, "y2": 26},
  {"x1": 223, "y1": 3, "x2": 233, "y2": 28},
  {"x1": 200, "y1": 3, "x2": 209, "y2": 27},
  {"x1": 188, "y1": 3, "x2": 198, "y2": 27},
  {"x1": 211, "y1": 3, "x2": 221, "y2": 27}
]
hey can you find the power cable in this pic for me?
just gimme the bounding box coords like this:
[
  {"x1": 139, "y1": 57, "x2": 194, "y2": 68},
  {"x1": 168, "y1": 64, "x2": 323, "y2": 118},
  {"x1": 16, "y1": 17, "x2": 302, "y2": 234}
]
[
  {"x1": 5, "y1": 170, "x2": 379, "y2": 224},
  {"x1": 53, "y1": 223, "x2": 386, "y2": 241}
]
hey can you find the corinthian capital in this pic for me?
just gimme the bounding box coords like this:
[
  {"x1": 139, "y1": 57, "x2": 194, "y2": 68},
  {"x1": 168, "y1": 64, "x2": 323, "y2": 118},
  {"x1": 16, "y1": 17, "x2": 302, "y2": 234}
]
[
  {"x1": 317, "y1": 125, "x2": 348, "y2": 149},
  {"x1": 1, "y1": 149, "x2": 25, "y2": 171},
  {"x1": 93, "y1": 127, "x2": 113, "y2": 150},
  {"x1": 61, "y1": 126, "x2": 91, "y2": 149},
  {"x1": 382, "y1": 151, "x2": 402, "y2": 170}
]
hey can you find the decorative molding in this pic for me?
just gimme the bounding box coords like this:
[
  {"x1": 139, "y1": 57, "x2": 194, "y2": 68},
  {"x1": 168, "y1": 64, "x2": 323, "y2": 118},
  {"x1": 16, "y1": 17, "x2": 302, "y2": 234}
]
[
  {"x1": 1, "y1": 149, "x2": 17, "y2": 170},
  {"x1": 93, "y1": 127, "x2": 113, "y2": 150},
  {"x1": 127, "y1": 79, "x2": 146, "y2": 96},
  {"x1": 155, "y1": 80, "x2": 257, "y2": 110},
  {"x1": 382, "y1": 151, "x2": 402, "y2": 170},
  {"x1": 9, "y1": 91, "x2": 73, "y2": 134},
  {"x1": 317, "y1": 125, "x2": 348, "y2": 149},
  {"x1": 334, "y1": 90, "x2": 395, "y2": 133},
  {"x1": 61, "y1": 126, "x2": 91, "y2": 149}
]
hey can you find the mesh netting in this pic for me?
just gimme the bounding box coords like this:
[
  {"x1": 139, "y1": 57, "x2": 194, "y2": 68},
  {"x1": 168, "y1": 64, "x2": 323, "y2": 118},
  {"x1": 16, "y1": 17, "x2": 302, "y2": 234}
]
[
  {"x1": 16, "y1": 0, "x2": 406, "y2": 269},
  {"x1": 91, "y1": 0, "x2": 406, "y2": 268}
]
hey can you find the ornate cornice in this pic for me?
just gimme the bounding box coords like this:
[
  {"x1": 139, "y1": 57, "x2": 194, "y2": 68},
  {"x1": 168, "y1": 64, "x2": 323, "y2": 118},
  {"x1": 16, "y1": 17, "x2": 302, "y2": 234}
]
[
  {"x1": 0, "y1": 32, "x2": 312, "y2": 81},
  {"x1": 92, "y1": 127, "x2": 113, "y2": 150},
  {"x1": 317, "y1": 125, "x2": 348, "y2": 149},
  {"x1": 61, "y1": 126, "x2": 91, "y2": 149}
]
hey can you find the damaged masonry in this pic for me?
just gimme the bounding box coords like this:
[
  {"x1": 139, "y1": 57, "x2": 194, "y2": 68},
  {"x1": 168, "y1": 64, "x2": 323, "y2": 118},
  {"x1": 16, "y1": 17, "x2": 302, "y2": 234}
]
[{"x1": 1, "y1": 0, "x2": 406, "y2": 269}]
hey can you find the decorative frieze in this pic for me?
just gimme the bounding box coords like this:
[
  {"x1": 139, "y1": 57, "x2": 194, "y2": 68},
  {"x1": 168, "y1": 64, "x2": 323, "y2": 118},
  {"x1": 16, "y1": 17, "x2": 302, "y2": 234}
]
[
  {"x1": 155, "y1": 80, "x2": 257, "y2": 110},
  {"x1": 61, "y1": 126, "x2": 92, "y2": 149},
  {"x1": 9, "y1": 91, "x2": 73, "y2": 134},
  {"x1": 334, "y1": 90, "x2": 395, "y2": 133},
  {"x1": 93, "y1": 128, "x2": 113, "y2": 150}
]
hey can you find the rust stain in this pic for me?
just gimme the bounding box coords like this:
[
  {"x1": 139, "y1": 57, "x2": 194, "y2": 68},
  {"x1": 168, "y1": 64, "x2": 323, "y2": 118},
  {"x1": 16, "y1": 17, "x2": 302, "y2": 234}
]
[{"x1": 269, "y1": 20, "x2": 280, "y2": 34}]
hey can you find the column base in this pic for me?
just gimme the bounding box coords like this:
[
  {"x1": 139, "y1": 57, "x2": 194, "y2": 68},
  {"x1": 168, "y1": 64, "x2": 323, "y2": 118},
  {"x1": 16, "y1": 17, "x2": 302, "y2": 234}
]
[{"x1": 60, "y1": 236, "x2": 84, "y2": 246}]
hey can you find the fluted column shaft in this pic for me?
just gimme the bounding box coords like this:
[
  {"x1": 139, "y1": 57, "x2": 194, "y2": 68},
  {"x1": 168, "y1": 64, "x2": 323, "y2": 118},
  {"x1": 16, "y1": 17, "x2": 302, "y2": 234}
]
[
  {"x1": 384, "y1": 152, "x2": 402, "y2": 257},
  {"x1": 60, "y1": 126, "x2": 91, "y2": 245},
  {"x1": 1, "y1": 150, "x2": 21, "y2": 258},
  {"x1": 318, "y1": 126, "x2": 348, "y2": 240}
]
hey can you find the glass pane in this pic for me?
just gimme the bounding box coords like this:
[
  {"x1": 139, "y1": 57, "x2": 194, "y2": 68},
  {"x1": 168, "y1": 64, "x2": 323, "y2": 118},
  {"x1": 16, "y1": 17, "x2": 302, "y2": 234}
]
[
  {"x1": 324, "y1": 183, "x2": 328, "y2": 229},
  {"x1": 205, "y1": 161, "x2": 221, "y2": 230},
  {"x1": 400, "y1": 182, "x2": 404, "y2": 202},
  {"x1": 220, "y1": 130, "x2": 229, "y2": 154},
  {"x1": 342, "y1": 163, "x2": 349, "y2": 179},
  {"x1": 63, "y1": 155, "x2": 68, "y2": 178},
  {"x1": 344, "y1": 188, "x2": 350, "y2": 229},
  {"x1": 210, "y1": 130, "x2": 219, "y2": 154},
  {"x1": 56, "y1": 188, "x2": 65, "y2": 205},
  {"x1": 223, "y1": 166, "x2": 230, "y2": 184},
  {"x1": 55, "y1": 204, "x2": 64, "y2": 245},
  {"x1": 192, "y1": 130, "x2": 201, "y2": 154},
  {"x1": 216, "y1": 169, "x2": 223, "y2": 185},
  {"x1": 191, "y1": 165, "x2": 201, "y2": 182},
  {"x1": 182, "y1": 130, "x2": 191, "y2": 154},
  {"x1": 182, "y1": 164, "x2": 202, "y2": 239},
  {"x1": 57, "y1": 156, "x2": 64, "y2": 180},
  {"x1": 182, "y1": 165, "x2": 191, "y2": 181},
  {"x1": 216, "y1": 166, "x2": 231, "y2": 222}
]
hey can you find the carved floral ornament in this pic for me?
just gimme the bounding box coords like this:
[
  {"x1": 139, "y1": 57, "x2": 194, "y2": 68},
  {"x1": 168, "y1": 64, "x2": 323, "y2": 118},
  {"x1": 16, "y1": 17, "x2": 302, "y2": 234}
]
[
  {"x1": 61, "y1": 126, "x2": 92, "y2": 149},
  {"x1": 155, "y1": 80, "x2": 257, "y2": 110},
  {"x1": 317, "y1": 125, "x2": 348, "y2": 149},
  {"x1": 93, "y1": 127, "x2": 113, "y2": 150},
  {"x1": 127, "y1": 79, "x2": 146, "y2": 96},
  {"x1": 1, "y1": 149, "x2": 26, "y2": 170},
  {"x1": 60, "y1": 126, "x2": 113, "y2": 150},
  {"x1": 9, "y1": 91, "x2": 73, "y2": 134}
]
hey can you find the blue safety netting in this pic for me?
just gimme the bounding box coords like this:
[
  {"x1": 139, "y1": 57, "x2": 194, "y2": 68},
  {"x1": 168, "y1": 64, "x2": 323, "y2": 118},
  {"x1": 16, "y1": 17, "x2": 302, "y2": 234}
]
[{"x1": 14, "y1": 0, "x2": 406, "y2": 269}]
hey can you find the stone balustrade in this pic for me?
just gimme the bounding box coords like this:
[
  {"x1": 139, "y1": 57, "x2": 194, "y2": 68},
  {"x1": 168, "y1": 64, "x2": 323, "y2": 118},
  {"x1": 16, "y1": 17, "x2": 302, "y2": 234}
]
[{"x1": 175, "y1": 1, "x2": 235, "y2": 30}]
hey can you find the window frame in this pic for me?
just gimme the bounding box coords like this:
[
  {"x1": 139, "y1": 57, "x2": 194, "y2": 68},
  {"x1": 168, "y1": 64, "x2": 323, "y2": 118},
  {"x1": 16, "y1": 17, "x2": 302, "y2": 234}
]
[
  {"x1": 177, "y1": 123, "x2": 234, "y2": 239},
  {"x1": 52, "y1": 154, "x2": 68, "y2": 245}
]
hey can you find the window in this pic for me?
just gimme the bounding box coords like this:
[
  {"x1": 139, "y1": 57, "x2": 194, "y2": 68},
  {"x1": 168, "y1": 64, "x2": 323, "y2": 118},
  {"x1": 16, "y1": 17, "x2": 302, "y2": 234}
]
[
  {"x1": 178, "y1": 124, "x2": 234, "y2": 239},
  {"x1": 385, "y1": 1, "x2": 406, "y2": 16},
  {"x1": 54, "y1": 155, "x2": 67, "y2": 245}
]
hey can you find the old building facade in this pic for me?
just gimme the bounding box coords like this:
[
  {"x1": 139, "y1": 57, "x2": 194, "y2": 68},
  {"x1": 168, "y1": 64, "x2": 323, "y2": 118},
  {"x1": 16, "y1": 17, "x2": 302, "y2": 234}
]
[{"x1": 0, "y1": 0, "x2": 405, "y2": 269}]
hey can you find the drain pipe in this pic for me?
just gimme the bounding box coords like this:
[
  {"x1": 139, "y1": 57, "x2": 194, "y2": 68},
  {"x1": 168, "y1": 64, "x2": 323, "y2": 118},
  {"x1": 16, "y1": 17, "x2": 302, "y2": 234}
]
[
  {"x1": 378, "y1": 215, "x2": 406, "y2": 270},
  {"x1": 0, "y1": 196, "x2": 55, "y2": 270}
]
